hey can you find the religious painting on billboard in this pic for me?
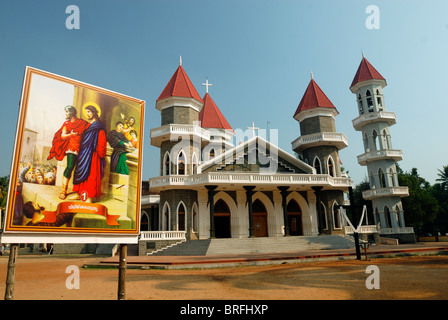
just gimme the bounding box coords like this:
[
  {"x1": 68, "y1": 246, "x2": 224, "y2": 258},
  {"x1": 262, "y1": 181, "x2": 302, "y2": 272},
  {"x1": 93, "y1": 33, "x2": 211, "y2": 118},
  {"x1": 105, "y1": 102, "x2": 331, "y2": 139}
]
[{"x1": 3, "y1": 67, "x2": 145, "y2": 235}]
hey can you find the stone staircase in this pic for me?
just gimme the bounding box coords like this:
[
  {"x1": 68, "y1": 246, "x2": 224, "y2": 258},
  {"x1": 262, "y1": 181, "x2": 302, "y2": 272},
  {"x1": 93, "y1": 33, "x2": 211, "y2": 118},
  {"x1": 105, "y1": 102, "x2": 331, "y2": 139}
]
[{"x1": 149, "y1": 235, "x2": 356, "y2": 256}]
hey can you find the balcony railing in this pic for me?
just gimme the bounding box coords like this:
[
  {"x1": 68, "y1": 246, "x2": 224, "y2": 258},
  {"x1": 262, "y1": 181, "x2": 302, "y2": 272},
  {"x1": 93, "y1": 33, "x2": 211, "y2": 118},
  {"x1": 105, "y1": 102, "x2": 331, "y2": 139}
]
[
  {"x1": 292, "y1": 132, "x2": 348, "y2": 152},
  {"x1": 140, "y1": 231, "x2": 186, "y2": 241},
  {"x1": 352, "y1": 111, "x2": 396, "y2": 131},
  {"x1": 344, "y1": 225, "x2": 378, "y2": 234},
  {"x1": 357, "y1": 149, "x2": 403, "y2": 165},
  {"x1": 379, "y1": 227, "x2": 414, "y2": 234},
  {"x1": 362, "y1": 186, "x2": 409, "y2": 200},
  {"x1": 150, "y1": 172, "x2": 353, "y2": 190},
  {"x1": 150, "y1": 124, "x2": 210, "y2": 147}
]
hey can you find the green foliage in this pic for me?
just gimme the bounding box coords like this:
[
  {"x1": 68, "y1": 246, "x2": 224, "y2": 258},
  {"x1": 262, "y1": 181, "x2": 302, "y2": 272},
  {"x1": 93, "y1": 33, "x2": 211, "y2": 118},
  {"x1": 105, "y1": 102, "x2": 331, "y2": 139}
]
[
  {"x1": 398, "y1": 167, "x2": 438, "y2": 235},
  {"x1": 352, "y1": 164, "x2": 448, "y2": 236},
  {"x1": 0, "y1": 175, "x2": 9, "y2": 209}
]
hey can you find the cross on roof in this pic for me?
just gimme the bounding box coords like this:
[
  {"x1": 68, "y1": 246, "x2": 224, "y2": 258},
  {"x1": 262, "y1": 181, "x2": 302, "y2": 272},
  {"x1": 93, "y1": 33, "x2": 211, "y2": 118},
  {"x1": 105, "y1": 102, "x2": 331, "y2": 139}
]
[
  {"x1": 247, "y1": 122, "x2": 259, "y2": 138},
  {"x1": 202, "y1": 78, "x2": 213, "y2": 93}
]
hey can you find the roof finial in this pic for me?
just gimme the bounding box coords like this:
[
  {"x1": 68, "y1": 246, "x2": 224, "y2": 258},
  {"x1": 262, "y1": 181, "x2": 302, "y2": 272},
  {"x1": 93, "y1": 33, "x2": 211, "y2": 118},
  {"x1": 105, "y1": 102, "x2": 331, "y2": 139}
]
[
  {"x1": 361, "y1": 50, "x2": 365, "y2": 58},
  {"x1": 179, "y1": 56, "x2": 182, "y2": 66},
  {"x1": 202, "y1": 77, "x2": 213, "y2": 94},
  {"x1": 310, "y1": 69, "x2": 314, "y2": 79}
]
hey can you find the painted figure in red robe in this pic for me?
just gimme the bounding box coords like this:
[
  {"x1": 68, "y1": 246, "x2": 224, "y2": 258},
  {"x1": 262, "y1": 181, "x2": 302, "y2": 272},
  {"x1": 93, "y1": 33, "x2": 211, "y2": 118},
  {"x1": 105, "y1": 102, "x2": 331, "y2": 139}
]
[
  {"x1": 48, "y1": 105, "x2": 89, "y2": 199},
  {"x1": 72, "y1": 105, "x2": 107, "y2": 203}
]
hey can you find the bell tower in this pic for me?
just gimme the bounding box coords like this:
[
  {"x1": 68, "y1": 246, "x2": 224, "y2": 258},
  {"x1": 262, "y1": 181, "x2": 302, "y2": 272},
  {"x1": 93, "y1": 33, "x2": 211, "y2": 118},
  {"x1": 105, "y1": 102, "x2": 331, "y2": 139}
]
[
  {"x1": 292, "y1": 73, "x2": 349, "y2": 234},
  {"x1": 350, "y1": 55, "x2": 414, "y2": 242},
  {"x1": 150, "y1": 59, "x2": 205, "y2": 239}
]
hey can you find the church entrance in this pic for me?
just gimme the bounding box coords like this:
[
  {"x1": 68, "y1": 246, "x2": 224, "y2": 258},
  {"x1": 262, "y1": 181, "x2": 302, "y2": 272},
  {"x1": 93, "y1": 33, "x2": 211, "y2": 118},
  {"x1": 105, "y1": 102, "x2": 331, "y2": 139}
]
[
  {"x1": 214, "y1": 199, "x2": 231, "y2": 238},
  {"x1": 253, "y1": 199, "x2": 268, "y2": 237},
  {"x1": 287, "y1": 200, "x2": 303, "y2": 236}
]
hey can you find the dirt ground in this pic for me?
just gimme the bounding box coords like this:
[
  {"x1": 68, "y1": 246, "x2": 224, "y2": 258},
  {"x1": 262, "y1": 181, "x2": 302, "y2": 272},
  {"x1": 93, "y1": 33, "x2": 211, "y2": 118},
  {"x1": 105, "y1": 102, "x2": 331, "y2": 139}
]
[{"x1": 0, "y1": 253, "x2": 447, "y2": 301}]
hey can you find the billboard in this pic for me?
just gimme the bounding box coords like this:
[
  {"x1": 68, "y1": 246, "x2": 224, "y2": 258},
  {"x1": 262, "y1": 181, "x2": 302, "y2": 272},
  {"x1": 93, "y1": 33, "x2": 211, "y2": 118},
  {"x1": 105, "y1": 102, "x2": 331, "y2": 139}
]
[{"x1": 1, "y1": 67, "x2": 145, "y2": 242}]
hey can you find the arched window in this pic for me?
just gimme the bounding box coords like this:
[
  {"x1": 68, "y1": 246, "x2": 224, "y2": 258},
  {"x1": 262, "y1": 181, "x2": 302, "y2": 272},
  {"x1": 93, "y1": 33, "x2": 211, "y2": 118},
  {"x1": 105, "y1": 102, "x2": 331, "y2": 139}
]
[
  {"x1": 374, "y1": 207, "x2": 381, "y2": 228},
  {"x1": 369, "y1": 170, "x2": 375, "y2": 188},
  {"x1": 363, "y1": 132, "x2": 369, "y2": 152},
  {"x1": 141, "y1": 211, "x2": 149, "y2": 231},
  {"x1": 332, "y1": 202, "x2": 341, "y2": 229},
  {"x1": 313, "y1": 157, "x2": 322, "y2": 174},
  {"x1": 358, "y1": 93, "x2": 364, "y2": 114},
  {"x1": 177, "y1": 151, "x2": 186, "y2": 175},
  {"x1": 163, "y1": 202, "x2": 170, "y2": 231},
  {"x1": 209, "y1": 148, "x2": 215, "y2": 160},
  {"x1": 327, "y1": 156, "x2": 335, "y2": 177},
  {"x1": 384, "y1": 206, "x2": 392, "y2": 228},
  {"x1": 177, "y1": 202, "x2": 186, "y2": 231},
  {"x1": 366, "y1": 90, "x2": 374, "y2": 111},
  {"x1": 378, "y1": 168, "x2": 386, "y2": 188},
  {"x1": 163, "y1": 152, "x2": 170, "y2": 176},
  {"x1": 192, "y1": 202, "x2": 198, "y2": 233},
  {"x1": 376, "y1": 89, "x2": 383, "y2": 110},
  {"x1": 395, "y1": 205, "x2": 401, "y2": 227},
  {"x1": 373, "y1": 130, "x2": 379, "y2": 151},
  {"x1": 192, "y1": 153, "x2": 198, "y2": 174}
]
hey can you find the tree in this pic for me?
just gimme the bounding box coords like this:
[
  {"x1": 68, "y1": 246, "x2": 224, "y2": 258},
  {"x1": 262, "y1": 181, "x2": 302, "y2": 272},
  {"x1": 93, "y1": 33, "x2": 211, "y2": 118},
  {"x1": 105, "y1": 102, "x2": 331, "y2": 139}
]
[
  {"x1": 0, "y1": 175, "x2": 9, "y2": 209},
  {"x1": 397, "y1": 167, "x2": 439, "y2": 236},
  {"x1": 436, "y1": 165, "x2": 448, "y2": 191}
]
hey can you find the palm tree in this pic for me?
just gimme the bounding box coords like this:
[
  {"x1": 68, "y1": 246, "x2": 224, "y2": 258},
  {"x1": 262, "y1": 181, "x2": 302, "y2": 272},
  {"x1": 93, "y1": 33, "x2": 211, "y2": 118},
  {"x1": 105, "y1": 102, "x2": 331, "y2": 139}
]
[{"x1": 436, "y1": 165, "x2": 448, "y2": 191}]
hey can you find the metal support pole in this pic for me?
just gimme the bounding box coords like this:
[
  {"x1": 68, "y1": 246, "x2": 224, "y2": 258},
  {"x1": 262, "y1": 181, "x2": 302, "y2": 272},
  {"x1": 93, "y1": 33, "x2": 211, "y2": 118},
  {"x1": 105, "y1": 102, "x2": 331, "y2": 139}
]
[
  {"x1": 349, "y1": 187, "x2": 362, "y2": 260},
  {"x1": 117, "y1": 244, "x2": 127, "y2": 300},
  {"x1": 4, "y1": 243, "x2": 19, "y2": 300}
]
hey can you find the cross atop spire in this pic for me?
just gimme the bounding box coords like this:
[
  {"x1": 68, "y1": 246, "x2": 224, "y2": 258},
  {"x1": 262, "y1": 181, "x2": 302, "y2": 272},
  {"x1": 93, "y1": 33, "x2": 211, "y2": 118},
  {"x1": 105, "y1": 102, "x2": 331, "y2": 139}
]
[
  {"x1": 202, "y1": 78, "x2": 213, "y2": 93},
  {"x1": 247, "y1": 122, "x2": 259, "y2": 138}
]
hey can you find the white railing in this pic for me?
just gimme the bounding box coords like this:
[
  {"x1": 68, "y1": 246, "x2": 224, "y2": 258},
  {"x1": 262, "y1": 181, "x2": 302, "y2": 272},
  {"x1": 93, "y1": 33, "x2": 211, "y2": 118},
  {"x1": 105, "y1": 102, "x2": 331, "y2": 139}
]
[
  {"x1": 357, "y1": 149, "x2": 402, "y2": 165},
  {"x1": 379, "y1": 227, "x2": 414, "y2": 234},
  {"x1": 352, "y1": 111, "x2": 396, "y2": 130},
  {"x1": 344, "y1": 225, "x2": 378, "y2": 234},
  {"x1": 140, "y1": 231, "x2": 186, "y2": 241},
  {"x1": 150, "y1": 173, "x2": 353, "y2": 189},
  {"x1": 362, "y1": 187, "x2": 409, "y2": 200},
  {"x1": 151, "y1": 124, "x2": 210, "y2": 140},
  {"x1": 292, "y1": 132, "x2": 348, "y2": 151}
]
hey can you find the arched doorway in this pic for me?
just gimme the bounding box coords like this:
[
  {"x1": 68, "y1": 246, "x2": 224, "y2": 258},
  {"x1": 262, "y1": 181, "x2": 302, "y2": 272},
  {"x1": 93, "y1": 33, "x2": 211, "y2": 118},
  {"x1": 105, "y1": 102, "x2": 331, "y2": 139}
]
[
  {"x1": 287, "y1": 200, "x2": 303, "y2": 236},
  {"x1": 253, "y1": 199, "x2": 268, "y2": 237},
  {"x1": 178, "y1": 202, "x2": 186, "y2": 231},
  {"x1": 214, "y1": 199, "x2": 231, "y2": 238}
]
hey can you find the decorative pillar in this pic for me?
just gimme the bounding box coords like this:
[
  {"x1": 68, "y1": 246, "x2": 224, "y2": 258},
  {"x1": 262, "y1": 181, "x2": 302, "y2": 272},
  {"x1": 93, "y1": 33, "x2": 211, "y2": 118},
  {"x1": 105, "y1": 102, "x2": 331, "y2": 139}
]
[
  {"x1": 206, "y1": 185, "x2": 218, "y2": 239},
  {"x1": 244, "y1": 186, "x2": 256, "y2": 237},
  {"x1": 312, "y1": 186, "x2": 323, "y2": 234},
  {"x1": 278, "y1": 186, "x2": 290, "y2": 236}
]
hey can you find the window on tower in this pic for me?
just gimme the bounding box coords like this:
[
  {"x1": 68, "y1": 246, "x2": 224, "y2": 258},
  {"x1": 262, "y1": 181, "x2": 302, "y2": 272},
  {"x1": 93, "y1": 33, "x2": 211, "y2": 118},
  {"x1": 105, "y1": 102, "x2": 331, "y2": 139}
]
[
  {"x1": 313, "y1": 157, "x2": 322, "y2": 174},
  {"x1": 163, "y1": 152, "x2": 170, "y2": 176},
  {"x1": 358, "y1": 94, "x2": 364, "y2": 114},
  {"x1": 366, "y1": 90, "x2": 374, "y2": 112},
  {"x1": 178, "y1": 151, "x2": 186, "y2": 175},
  {"x1": 327, "y1": 156, "x2": 335, "y2": 177}
]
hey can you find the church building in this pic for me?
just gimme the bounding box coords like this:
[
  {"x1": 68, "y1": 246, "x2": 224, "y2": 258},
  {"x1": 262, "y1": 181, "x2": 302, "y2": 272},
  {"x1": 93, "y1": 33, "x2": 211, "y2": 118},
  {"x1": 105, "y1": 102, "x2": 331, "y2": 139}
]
[{"x1": 146, "y1": 59, "x2": 353, "y2": 241}]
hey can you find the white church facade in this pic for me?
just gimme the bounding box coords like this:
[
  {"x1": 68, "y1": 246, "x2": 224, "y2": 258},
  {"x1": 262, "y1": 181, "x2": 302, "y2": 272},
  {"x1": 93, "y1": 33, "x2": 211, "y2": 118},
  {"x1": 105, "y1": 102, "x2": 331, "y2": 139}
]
[{"x1": 141, "y1": 56, "x2": 415, "y2": 244}]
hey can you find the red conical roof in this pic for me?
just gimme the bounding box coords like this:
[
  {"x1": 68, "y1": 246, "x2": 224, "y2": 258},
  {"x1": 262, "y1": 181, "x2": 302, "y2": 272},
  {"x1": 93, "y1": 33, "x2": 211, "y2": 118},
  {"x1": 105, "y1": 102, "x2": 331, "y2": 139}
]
[
  {"x1": 199, "y1": 93, "x2": 233, "y2": 132},
  {"x1": 350, "y1": 57, "x2": 385, "y2": 88},
  {"x1": 293, "y1": 79, "x2": 336, "y2": 117},
  {"x1": 157, "y1": 65, "x2": 203, "y2": 103}
]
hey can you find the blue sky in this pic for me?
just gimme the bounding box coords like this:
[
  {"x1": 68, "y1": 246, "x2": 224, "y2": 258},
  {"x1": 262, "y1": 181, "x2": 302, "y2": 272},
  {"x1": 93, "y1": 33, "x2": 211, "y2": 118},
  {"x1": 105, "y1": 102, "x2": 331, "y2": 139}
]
[{"x1": 1, "y1": 0, "x2": 447, "y2": 186}]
